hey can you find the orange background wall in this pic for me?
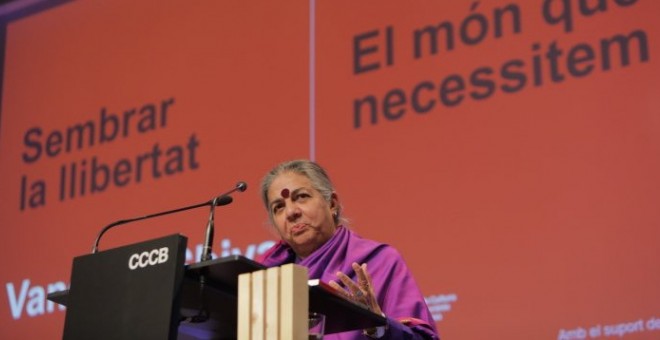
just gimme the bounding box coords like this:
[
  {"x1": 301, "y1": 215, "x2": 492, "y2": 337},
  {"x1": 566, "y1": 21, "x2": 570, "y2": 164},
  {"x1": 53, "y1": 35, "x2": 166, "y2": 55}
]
[{"x1": 1, "y1": 1, "x2": 658, "y2": 338}]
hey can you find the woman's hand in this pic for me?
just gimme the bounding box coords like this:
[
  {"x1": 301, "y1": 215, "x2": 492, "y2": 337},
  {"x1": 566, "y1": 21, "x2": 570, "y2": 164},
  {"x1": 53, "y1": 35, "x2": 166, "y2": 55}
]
[{"x1": 329, "y1": 262, "x2": 383, "y2": 316}]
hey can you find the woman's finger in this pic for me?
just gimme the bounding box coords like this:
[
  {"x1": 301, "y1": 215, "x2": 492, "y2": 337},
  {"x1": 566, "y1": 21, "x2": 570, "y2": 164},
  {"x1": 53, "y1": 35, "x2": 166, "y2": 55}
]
[
  {"x1": 336, "y1": 271, "x2": 361, "y2": 296},
  {"x1": 359, "y1": 263, "x2": 383, "y2": 314},
  {"x1": 328, "y1": 280, "x2": 351, "y2": 299}
]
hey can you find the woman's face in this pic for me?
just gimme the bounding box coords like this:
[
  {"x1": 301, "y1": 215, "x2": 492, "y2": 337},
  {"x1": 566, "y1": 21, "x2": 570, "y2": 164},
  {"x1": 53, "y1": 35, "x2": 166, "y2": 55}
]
[{"x1": 266, "y1": 171, "x2": 338, "y2": 259}]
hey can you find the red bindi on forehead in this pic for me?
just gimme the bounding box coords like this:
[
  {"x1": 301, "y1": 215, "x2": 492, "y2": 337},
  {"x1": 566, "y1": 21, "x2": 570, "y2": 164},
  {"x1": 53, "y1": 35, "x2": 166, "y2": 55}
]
[{"x1": 280, "y1": 188, "x2": 290, "y2": 198}]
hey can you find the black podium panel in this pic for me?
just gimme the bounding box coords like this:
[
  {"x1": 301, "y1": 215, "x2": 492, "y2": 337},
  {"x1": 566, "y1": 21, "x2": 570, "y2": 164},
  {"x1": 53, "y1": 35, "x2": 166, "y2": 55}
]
[{"x1": 63, "y1": 234, "x2": 187, "y2": 340}]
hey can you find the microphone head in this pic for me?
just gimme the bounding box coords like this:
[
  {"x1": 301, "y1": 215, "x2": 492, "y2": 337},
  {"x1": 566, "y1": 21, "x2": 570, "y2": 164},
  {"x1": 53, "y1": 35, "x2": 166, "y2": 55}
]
[
  {"x1": 236, "y1": 181, "x2": 248, "y2": 192},
  {"x1": 214, "y1": 195, "x2": 233, "y2": 206}
]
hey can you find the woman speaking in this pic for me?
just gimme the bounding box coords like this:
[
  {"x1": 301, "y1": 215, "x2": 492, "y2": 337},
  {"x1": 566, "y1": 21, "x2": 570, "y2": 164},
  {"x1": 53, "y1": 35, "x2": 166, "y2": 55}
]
[{"x1": 258, "y1": 160, "x2": 439, "y2": 339}]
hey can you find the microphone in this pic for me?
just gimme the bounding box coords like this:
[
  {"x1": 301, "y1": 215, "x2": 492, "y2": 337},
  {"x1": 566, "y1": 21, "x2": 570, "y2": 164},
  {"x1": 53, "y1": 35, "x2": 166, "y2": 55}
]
[
  {"x1": 200, "y1": 181, "x2": 248, "y2": 261},
  {"x1": 91, "y1": 181, "x2": 247, "y2": 254},
  {"x1": 235, "y1": 181, "x2": 247, "y2": 192}
]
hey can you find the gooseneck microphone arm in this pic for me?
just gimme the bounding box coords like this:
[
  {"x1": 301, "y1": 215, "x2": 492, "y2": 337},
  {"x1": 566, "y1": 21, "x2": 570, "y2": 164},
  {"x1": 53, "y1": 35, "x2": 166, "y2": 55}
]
[{"x1": 91, "y1": 181, "x2": 247, "y2": 254}]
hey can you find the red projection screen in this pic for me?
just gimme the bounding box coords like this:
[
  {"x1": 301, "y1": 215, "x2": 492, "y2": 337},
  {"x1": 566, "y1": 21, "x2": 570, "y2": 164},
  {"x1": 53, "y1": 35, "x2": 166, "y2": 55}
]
[{"x1": 1, "y1": 1, "x2": 659, "y2": 339}]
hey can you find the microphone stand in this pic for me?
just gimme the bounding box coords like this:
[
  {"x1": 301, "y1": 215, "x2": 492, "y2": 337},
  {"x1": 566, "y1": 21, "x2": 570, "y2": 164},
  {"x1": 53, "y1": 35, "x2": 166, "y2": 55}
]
[
  {"x1": 200, "y1": 197, "x2": 220, "y2": 262},
  {"x1": 183, "y1": 198, "x2": 220, "y2": 324},
  {"x1": 182, "y1": 185, "x2": 245, "y2": 324}
]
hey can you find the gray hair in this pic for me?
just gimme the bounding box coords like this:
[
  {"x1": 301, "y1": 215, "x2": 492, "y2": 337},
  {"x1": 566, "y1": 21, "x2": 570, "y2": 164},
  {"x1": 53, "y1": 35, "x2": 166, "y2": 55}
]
[{"x1": 260, "y1": 159, "x2": 342, "y2": 224}]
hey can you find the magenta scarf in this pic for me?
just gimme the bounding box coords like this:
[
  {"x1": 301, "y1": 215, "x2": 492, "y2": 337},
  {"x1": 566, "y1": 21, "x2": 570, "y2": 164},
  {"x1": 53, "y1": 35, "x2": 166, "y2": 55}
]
[{"x1": 258, "y1": 226, "x2": 438, "y2": 339}]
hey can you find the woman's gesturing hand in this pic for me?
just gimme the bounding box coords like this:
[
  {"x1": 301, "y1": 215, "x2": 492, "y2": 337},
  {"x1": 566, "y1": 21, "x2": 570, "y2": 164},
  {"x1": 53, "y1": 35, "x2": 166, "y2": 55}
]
[{"x1": 329, "y1": 262, "x2": 383, "y2": 316}]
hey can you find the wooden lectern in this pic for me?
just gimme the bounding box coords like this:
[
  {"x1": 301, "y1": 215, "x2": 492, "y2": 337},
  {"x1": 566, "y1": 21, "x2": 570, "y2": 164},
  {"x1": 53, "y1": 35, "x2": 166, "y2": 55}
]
[{"x1": 237, "y1": 264, "x2": 309, "y2": 339}]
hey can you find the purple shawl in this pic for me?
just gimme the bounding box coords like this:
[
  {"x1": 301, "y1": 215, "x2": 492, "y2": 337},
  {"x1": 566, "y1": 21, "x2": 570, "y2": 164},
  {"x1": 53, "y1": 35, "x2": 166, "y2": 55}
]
[{"x1": 257, "y1": 226, "x2": 439, "y2": 339}]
